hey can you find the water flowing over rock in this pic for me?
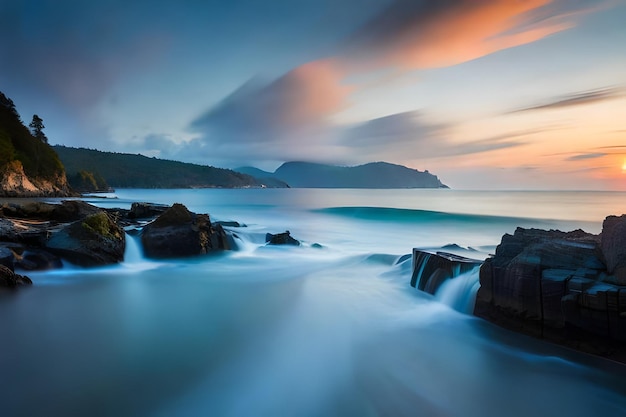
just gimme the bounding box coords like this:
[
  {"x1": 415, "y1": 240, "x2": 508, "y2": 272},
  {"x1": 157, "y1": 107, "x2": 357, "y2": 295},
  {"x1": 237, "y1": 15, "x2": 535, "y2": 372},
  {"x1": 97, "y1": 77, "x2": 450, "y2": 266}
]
[
  {"x1": 410, "y1": 249, "x2": 482, "y2": 294},
  {"x1": 141, "y1": 203, "x2": 231, "y2": 258},
  {"x1": 265, "y1": 231, "x2": 300, "y2": 246},
  {"x1": 475, "y1": 226, "x2": 626, "y2": 361}
]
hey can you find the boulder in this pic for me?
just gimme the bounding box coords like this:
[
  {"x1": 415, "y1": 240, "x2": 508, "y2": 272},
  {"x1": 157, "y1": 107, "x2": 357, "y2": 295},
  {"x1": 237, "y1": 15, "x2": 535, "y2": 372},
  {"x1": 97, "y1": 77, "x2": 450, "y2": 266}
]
[
  {"x1": 51, "y1": 200, "x2": 103, "y2": 222},
  {"x1": 0, "y1": 264, "x2": 32, "y2": 288},
  {"x1": 45, "y1": 212, "x2": 125, "y2": 267},
  {"x1": 410, "y1": 250, "x2": 481, "y2": 294},
  {"x1": 128, "y1": 202, "x2": 168, "y2": 219},
  {"x1": 265, "y1": 231, "x2": 300, "y2": 246},
  {"x1": 600, "y1": 214, "x2": 626, "y2": 284},
  {"x1": 141, "y1": 203, "x2": 230, "y2": 258},
  {"x1": 0, "y1": 246, "x2": 15, "y2": 270},
  {"x1": 17, "y1": 250, "x2": 63, "y2": 271}
]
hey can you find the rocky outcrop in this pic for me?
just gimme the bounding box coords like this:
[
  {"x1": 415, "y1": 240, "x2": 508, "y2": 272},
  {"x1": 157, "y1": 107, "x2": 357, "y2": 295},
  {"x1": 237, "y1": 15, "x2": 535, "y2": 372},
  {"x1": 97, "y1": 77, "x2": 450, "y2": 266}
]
[
  {"x1": 45, "y1": 212, "x2": 125, "y2": 267},
  {"x1": 265, "y1": 231, "x2": 300, "y2": 246},
  {"x1": 0, "y1": 264, "x2": 32, "y2": 288},
  {"x1": 128, "y1": 202, "x2": 168, "y2": 220},
  {"x1": 600, "y1": 215, "x2": 626, "y2": 285},
  {"x1": 1, "y1": 200, "x2": 101, "y2": 222},
  {"x1": 475, "y1": 226, "x2": 626, "y2": 361},
  {"x1": 141, "y1": 203, "x2": 230, "y2": 258},
  {"x1": 0, "y1": 160, "x2": 72, "y2": 197},
  {"x1": 410, "y1": 249, "x2": 482, "y2": 294},
  {"x1": 0, "y1": 160, "x2": 39, "y2": 197}
]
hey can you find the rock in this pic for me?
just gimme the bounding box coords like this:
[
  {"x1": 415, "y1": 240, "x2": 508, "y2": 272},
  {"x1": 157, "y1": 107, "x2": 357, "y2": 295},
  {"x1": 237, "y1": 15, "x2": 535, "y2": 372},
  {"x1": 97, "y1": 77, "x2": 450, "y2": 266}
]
[
  {"x1": 141, "y1": 203, "x2": 230, "y2": 258},
  {"x1": 0, "y1": 246, "x2": 15, "y2": 270},
  {"x1": 17, "y1": 250, "x2": 63, "y2": 271},
  {"x1": 128, "y1": 202, "x2": 168, "y2": 219},
  {"x1": 265, "y1": 231, "x2": 300, "y2": 246},
  {"x1": 51, "y1": 200, "x2": 103, "y2": 222},
  {"x1": 45, "y1": 212, "x2": 125, "y2": 267},
  {"x1": 0, "y1": 264, "x2": 32, "y2": 288},
  {"x1": 475, "y1": 226, "x2": 626, "y2": 361},
  {"x1": 216, "y1": 220, "x2": 246, "y2": 228},
  {"x1": 600, "y1": 214, "x2": 626, "y2": 284},
  {"x1": 410, "y1": 249, "x2": 482, "y2": 294}
]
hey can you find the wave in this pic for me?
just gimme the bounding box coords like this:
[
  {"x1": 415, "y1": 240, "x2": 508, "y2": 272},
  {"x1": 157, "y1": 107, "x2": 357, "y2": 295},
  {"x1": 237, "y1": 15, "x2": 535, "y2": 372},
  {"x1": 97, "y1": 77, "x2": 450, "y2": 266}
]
[{"x1": 314, "y1": 206, "x2": 546, "y2": 225}]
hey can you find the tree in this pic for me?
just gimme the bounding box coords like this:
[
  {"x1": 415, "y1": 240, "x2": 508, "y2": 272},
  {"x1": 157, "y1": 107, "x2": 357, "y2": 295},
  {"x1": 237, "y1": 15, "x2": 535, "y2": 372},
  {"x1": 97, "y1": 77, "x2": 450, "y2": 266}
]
[{"x1": 29, "y1": 114, "x2": 48, "y2": 143}]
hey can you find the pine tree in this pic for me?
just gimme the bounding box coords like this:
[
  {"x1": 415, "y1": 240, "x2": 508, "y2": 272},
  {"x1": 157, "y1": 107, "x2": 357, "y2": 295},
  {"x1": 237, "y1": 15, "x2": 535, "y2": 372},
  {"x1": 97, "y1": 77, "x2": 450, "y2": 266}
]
[{"x1": 29, "y1": 114, "x2": 48, "y2": 143}]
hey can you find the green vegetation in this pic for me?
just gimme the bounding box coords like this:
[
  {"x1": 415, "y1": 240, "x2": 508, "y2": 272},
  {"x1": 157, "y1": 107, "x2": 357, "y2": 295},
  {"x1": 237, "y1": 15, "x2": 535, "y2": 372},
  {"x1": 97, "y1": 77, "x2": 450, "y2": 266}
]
[
  {"x1": 82, "y1": 212, "x2": 120, "y2": 239},
  {"x1": 0, "y1": 92, "x2": 65, "y2": 181},
  {"x1": 68, "y1": 170, "x2": 110, "y2": 192},
  {"x1": 53, "y1": 146, "x2": 275, "y2": 188}
]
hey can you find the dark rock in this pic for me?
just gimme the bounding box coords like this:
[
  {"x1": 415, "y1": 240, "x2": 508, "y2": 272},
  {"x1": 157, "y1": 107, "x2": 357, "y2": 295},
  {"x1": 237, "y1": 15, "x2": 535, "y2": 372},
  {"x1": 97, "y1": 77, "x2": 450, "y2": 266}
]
[
  {"x1": 0, "y1": 200, "x2": 100, "y2": 222},
  {"x1": 0, "y1": 264, "x2": 32, "y2": 288},
  {"x1": 128, "y1": 202, "x2": 168, "y2": 219},
  {"x1": 410, "y1": 249, "x2": 482, "y2": 294},
  {"x1": 17, "y1": 250, "x2": 63, "y2": 271},
  {"x1": 45, "y1": 212, "x2": 125, "y2": 267},
  {"x1": 312, "y1": 243, "x2": 324, "y2": 249},
  {"x1": 265, "y1": 231, "x2": 300, "y2": 246},
  {"x1": 216, "y1": 221, "x2": 246, "y2": 228},
  {"x1": 141, "y1": 203, "x2": 230, "y2": 258},
  {"x1": 475, "y1": 225, "x2": 626, "y2": 362},
  {"x1": 0, "y1": 246, "x2": 15, "y2": 271},
  {"x1": 51, "y1": 200, "x2": 102, "y2": 222},
  {"x1": 600, "y1": 214, "x2": 626, "y2": 284}
]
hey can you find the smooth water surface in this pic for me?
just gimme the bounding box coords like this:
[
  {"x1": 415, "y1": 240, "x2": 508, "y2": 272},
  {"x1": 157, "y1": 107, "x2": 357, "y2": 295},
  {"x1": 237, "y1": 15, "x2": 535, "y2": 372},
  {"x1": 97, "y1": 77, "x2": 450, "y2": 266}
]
[{"x1": 1, "y1": 189, "x2": 626, "y2": 417}]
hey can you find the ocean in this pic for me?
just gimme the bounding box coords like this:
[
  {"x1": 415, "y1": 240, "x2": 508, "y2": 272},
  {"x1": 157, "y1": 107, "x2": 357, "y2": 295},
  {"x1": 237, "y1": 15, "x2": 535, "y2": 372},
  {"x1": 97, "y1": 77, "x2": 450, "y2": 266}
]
[{"x1": 1, "y1": 189, "x2": 626, "y2": 416}]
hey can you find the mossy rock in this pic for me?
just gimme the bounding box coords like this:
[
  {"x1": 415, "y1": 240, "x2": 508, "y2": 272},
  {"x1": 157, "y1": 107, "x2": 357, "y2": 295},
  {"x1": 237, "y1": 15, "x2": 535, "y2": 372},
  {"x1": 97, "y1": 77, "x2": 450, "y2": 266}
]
[{"x1": 82, "y1": 212, "x2": 121, "y2": 239}]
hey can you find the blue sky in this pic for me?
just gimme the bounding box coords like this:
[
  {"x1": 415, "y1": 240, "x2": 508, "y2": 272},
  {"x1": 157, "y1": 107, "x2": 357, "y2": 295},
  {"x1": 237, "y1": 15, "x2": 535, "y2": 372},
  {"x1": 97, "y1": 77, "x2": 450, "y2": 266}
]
[{"x1": 1, "y1": 0, "x2": 625, "y2": 189}]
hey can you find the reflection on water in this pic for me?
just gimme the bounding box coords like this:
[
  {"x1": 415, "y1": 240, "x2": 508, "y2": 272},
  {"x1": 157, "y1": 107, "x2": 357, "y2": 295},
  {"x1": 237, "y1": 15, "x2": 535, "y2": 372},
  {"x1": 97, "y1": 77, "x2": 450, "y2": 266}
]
[{"x1": 2, "y1": 189, "x2": 626, "y2": 416}]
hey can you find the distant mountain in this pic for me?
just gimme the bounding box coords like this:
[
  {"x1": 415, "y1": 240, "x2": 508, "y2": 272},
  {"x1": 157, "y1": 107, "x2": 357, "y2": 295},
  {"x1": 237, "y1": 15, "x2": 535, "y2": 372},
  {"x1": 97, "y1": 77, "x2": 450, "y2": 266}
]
[
  {"x1": 237, "y1": 161, "x2": 448, "y2": 188},
  {"x1": 53, "y1": 146, "x2": 287, "y2": 189},
  {"x1": 0, "y1": 91, "x2": 71, "y2": 197},
  {"x1": 234, "y1": 167, "x2": 290, "y2": 188}
]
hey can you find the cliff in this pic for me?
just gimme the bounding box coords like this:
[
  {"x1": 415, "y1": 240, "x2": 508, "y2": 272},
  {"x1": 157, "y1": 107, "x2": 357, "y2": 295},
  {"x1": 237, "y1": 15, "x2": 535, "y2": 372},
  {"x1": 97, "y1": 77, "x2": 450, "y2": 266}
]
[{"x1": 0, "y1": 91, "x2": 71, "y2": 197}]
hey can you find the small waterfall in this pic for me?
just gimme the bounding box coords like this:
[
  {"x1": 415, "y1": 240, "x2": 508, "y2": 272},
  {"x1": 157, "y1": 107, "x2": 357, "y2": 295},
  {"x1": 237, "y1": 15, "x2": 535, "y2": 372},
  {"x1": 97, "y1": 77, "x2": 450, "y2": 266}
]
[
  {"x1": 123, "y1": 233, "x2": 144, "y2": 264},
  {"x1": 434, "y1": 267, "x2": 481, "y2": 314},
  {"x1": 410, "y1": 249, "x2": 483, "y2": 314}
]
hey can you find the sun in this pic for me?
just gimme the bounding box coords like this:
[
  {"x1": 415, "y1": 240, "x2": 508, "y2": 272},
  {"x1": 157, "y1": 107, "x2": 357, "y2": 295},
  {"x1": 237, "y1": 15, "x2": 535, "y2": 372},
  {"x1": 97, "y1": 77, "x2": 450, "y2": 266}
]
[{"x1": 622, "y1": 160, "x2": 626, "y2": 173}]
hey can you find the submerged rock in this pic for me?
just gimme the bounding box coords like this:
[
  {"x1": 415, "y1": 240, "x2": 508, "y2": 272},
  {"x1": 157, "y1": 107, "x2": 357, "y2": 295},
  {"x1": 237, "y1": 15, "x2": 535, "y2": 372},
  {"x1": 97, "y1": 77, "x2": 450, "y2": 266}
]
[
  {"x1": 141, "y1": 203, "x2": 230, "y2": 258},
  {"x1": 45, "y1": 212, "x2": 125, "y2": 267},
  {"x1": 265, "y1": 231, "x2": 300, "y2": 246}
]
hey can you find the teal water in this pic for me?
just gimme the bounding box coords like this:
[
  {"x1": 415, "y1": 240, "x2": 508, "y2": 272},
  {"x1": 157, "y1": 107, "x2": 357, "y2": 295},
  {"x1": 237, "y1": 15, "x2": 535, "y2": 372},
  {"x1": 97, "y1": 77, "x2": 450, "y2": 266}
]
[{"x1": 1, "y1": 189, "x2": 625, "y2": 416}]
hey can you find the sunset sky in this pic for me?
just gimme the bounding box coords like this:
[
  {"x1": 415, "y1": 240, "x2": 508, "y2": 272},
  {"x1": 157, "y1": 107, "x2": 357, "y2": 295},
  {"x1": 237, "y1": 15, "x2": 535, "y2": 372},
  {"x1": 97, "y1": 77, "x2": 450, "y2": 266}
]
[{"x1": 1, "y1": 0, "x2": 625, "y2": 189}]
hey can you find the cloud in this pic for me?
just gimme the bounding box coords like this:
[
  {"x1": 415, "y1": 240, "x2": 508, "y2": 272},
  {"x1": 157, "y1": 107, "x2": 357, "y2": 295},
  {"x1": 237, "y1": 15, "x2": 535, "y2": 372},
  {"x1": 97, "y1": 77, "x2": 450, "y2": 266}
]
[
  {"x1": 191, "y1": 60, "x2": 348, "y2": 143},
  {"x1": 186, "y1": 0, "x2": 603, "y2": 166},
  {"x1": 0, "y1": 2, "x2": 170, "y2": 109},
  {"x1": 565, "y1": 152, "x2": 608, "y2": 161},
  {"x1": 339, "y1": 111, "x2": 531, "y2": 162},
  {"x1": 340, "y1": 0, "x2": 585, "y2": 71},
  {"x1": 511, "y1": 87, "x2": 626, "y2": 113}
]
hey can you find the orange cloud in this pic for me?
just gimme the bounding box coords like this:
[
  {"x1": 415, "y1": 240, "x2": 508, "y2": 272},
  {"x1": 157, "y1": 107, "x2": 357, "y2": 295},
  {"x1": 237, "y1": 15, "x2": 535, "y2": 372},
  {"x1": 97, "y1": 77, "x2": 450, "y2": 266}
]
[
  {"x1": 342, "y1": 0, "x2": 577, "y2": 71},
  {"x1": 271, "y1": 59, "x2": 351, "y2": 128}
]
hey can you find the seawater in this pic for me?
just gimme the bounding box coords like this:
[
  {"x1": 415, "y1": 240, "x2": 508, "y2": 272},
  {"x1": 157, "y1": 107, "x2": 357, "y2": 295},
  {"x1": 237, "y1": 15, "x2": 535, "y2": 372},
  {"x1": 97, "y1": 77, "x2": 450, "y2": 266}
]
[{"x1": 1, "y1": 189, "x2": 626, "y2": 417}]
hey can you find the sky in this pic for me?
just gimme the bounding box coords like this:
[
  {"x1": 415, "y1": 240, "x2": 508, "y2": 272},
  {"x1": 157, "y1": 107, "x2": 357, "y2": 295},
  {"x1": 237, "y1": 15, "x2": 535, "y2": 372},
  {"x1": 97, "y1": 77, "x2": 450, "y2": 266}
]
[{"x1": 1, "y1": 0, "x2": 625, "y2": 190}]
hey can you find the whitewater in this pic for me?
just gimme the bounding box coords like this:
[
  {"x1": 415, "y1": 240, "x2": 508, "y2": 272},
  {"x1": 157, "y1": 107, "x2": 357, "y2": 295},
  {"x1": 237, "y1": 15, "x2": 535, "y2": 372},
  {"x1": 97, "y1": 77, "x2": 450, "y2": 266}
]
[{"x1": 1, "y1": 189, "x2": 625, "y2": 416}]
